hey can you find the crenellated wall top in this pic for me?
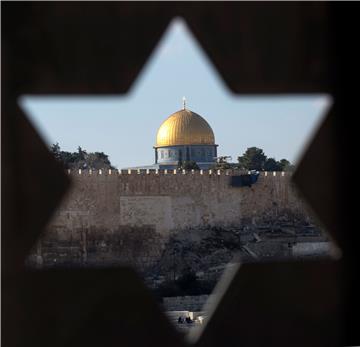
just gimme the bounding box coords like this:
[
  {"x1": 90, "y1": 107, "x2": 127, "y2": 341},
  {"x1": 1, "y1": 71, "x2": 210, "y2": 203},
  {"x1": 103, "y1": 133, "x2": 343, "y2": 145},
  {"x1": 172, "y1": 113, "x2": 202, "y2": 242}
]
[{"x1": 66, "y1": 168, "x2": 291, "y2": 177}]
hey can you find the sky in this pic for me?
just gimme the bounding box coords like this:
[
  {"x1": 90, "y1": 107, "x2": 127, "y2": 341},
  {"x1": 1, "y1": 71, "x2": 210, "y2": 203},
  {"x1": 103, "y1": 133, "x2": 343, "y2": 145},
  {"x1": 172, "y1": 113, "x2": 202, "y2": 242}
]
[{"x1": 20, "y1": 18, "x2": 331, "y2": 169}]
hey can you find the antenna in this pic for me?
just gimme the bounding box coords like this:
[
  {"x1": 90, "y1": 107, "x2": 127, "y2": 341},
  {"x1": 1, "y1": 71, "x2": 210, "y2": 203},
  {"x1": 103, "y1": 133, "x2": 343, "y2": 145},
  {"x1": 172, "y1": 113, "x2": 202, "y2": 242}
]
[{"x1": 182, "y1": 96, "x2": 186, "y2": 110}]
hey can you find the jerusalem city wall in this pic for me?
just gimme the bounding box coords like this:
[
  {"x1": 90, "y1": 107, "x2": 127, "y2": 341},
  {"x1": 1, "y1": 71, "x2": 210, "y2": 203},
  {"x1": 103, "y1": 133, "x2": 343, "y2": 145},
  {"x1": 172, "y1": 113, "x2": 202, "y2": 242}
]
[
  {"x1": 59, "y1": 170, "x2": 308, "y2": 234},
  {"x1": 28, "y1": 170, "x2": 315, "y2": 271}
]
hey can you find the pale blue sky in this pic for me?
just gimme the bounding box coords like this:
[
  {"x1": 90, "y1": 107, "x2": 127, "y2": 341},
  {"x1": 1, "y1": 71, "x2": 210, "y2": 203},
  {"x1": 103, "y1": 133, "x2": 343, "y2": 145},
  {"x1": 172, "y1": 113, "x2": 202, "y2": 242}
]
[{"x1": 20, "y1": 18, "x2": 330, "y2": 169}]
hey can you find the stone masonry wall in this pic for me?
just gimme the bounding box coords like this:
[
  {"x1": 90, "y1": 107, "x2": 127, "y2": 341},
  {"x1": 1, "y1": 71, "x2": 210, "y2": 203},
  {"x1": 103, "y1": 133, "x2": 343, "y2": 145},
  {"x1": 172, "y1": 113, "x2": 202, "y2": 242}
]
[{"x1": 28, "y1": 170, "x2": 316, "y2": 272}]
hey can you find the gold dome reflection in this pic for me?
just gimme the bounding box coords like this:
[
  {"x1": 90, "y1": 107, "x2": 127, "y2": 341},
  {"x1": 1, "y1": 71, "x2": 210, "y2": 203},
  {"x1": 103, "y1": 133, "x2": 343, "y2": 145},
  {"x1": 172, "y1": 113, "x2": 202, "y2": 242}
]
[{"x1": 156, "y1": 109, "x2": 215, "y2": 147}]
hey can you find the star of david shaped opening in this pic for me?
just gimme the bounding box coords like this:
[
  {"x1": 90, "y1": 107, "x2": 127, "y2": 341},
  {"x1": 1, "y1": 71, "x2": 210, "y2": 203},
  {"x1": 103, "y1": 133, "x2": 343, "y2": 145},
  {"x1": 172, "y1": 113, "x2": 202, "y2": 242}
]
[{"x1": 20, "y1": 18, "x2": 340, "y2": 338}]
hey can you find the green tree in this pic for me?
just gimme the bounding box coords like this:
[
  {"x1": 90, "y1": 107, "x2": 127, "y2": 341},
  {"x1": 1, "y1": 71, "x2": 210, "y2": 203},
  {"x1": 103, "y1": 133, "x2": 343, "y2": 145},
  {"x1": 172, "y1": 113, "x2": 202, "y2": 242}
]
[
  {"x1": 212, "y1": 156, "x2": 232, "y2": 170},
  {"x1": 279, "y1": 159, "x2": 295, "y2": 171},
  {"x1": 264, "y1": 158, "x2": 282, "y2": 171},
  {"x1": 178, "y1": 160, "x2": 200, "y2": 170},
  {"x1": 50, "y1": 143, "x2": 115, "y2": 170},
  {"x1": 77, "y1": 146, "x2": 86, "y2": 161},
  {"x1": 50, "y1": 142, "x2": 61, "y2": 161},
  {"x1": 237, "y1": 147, "x2": 267, "y2": 170},
  {"x1": 87, "y1": 152, "x2": 113, "y2": 169}
]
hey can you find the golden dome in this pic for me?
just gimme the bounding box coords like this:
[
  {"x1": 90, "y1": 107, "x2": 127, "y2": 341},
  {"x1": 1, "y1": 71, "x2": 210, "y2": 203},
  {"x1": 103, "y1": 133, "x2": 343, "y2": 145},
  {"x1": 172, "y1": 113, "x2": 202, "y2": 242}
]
[{"x1": 156, "y1": 109, "x2": 215, "y2": 147}]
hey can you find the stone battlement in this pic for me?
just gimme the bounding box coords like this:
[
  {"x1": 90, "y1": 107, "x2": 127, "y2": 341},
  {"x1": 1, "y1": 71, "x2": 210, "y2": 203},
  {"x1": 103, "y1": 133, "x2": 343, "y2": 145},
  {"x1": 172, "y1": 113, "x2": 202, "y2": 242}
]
[
  {"x1": 66, "y1": 168, "x2": 290, "y2": 177},
  {"x1": 29, "y1": 164, "x2": 312, "y2": 273}
]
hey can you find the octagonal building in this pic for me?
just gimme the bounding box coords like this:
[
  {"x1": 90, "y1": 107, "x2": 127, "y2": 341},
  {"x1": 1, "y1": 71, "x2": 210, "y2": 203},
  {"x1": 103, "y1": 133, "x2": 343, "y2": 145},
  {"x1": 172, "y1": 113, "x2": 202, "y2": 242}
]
[
  {"x1": 125, "y1": 100, "x2": 218, "y2": 170},
  {"x1": 154, "y1": 105, "x2": 218, "y2": 169}
]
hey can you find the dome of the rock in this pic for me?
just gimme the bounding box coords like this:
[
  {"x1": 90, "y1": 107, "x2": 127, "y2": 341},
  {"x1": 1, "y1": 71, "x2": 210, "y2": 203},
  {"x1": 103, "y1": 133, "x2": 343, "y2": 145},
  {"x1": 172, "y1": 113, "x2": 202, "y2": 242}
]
[
  {"x1": 124, "y1": 99, "x2": 218, "y2": 171},
  {"x1": 155, "y1": 109, "x2": 215, "y2": 147}
]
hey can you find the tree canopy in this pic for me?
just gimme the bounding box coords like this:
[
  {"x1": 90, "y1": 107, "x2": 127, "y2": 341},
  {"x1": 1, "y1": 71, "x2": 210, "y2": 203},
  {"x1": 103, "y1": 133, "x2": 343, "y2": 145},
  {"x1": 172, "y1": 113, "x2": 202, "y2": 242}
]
[
  {"x1": 177, "y1": 160, "x2": 200, "y2": 170},
  {"x1": 237, "y1": 147, "x2": 294, "y2": 171},
  {"x1": 237, "y1": 147, "x2": 267, "y2": 170},
  {"x1": 50, "y1": 143, "x2": 115, "y2": 170},
  {"x1": 212, "y1": 156, "x2": 233, "y2": 170}
]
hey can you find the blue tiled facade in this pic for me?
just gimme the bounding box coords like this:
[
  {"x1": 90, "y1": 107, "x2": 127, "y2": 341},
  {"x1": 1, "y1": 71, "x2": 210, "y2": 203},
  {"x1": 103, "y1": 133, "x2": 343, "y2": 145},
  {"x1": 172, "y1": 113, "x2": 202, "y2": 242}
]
[{"x1": 155, "y1": 144, "x2": 218, "y2": 169}]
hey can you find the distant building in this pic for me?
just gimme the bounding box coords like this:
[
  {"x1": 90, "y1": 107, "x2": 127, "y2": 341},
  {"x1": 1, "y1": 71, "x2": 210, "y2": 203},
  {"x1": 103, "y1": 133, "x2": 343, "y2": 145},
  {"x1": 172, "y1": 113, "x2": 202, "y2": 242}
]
[{"x1": 125, "y1": 99, "x2": 218, "y2": 170}]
